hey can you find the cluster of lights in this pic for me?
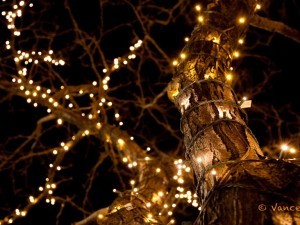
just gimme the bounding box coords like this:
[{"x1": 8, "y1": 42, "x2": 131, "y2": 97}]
[
  {"x1": 3, "y1": 37, "x2": 144, "y2": 224},
  {"x1": 172, "y1": 2, "x2": 263, "y2": 84},
  {"x1": 278, "y1": 144, "x2": 298, "y2": 160},
  {"x1": 12, "y1": 50, "x2": 66, "y2": 66},
  {"x1": 110, "y1": 39, "x2": 142, "y2": 71},
  {"x1": 173, "y1": 159, "x2": 200, "y2": 209},
  {"x1": 1, "y1": 0, "x2": 33, "y2": 37},
  {"x1": 5, "y1": 1, "x2": 297, "y2": 225},
  {"x1": 104, "y1": 156, "x2": 200, "y2": 223}
]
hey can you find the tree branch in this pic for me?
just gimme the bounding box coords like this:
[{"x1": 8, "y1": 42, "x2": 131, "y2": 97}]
[{"x1": 250, "y1": 15, "x2": 300, "y2": 43}]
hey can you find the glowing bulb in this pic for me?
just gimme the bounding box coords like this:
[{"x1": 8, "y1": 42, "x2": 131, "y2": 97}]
[
  {"x1": 238, "y1": 17, "x2": 246, "y2": 24},
  {"x1": 117, "y1": 139, "x2": 125, "y2": 146},
  {"x1": 226, "y1": 73, "x2": 233, "y2": 81},
  {"x1": 281, "y1": 144, "x2": 289, "y2": 151},
  {"x1": 29, "y1": 196, "x2": 35, "y2": 203},
  {"x1": 195, "y1": 5, "x2": 201, "y2": 11},
  {"x1": 130, "y1": 180, "x2": 135, "y2": 185},
  {"x1": 198, "y1": 16, "x2": 204, "y2": 23},
  {"x1": 57, "y1": 118, "x2": 63, "y2": 125}
]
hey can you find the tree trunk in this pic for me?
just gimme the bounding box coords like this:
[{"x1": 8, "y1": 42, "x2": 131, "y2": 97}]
[{"x1": 167, "y1": 0, "x2": 300, "y2": 224}]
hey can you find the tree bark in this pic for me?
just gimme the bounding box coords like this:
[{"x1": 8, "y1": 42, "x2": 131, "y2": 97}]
[{"x1": 168, "y1": 0, "x2": 300, "y2": 224}]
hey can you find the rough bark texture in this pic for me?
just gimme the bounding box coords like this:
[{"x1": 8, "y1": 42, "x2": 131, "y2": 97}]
[{"x1": 167, "y1": 0, "x2": 300, "y2": 224}]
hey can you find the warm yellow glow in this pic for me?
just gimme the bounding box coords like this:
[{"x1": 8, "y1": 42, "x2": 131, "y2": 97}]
[
  {"x1": 198, "y1": 16, "x2": 204, "y2": 23},
  {"x1": 178, "y1": 177, "x2": 184, "y2": 184},
  {"x1": 204, "y1": 74, "x2": 210, "y2": 79},
  {"x1": 233, "y1": 51, "x2": 240, "y2": 58},
  {"x1": 238, "y1": 17, "x2": 246, "y2": 24},
  {"x1": 172, "y1": 60, "x2": 178, "y2": 66},
  {"x1": 180, "y1": 53, "x2": 186, "y2": 59},
  {"x1": 226, "y1": 73, "x2": 233, "y2": 81},
  {"x1": 211, "y1": 169, "x2": 217, "y2": 175},
  {"x1": 255, "y1": 4, "x2": 261, "y2": 10},
  {"x1": 212, "y1": 36, "x2": 220, "y2": 44},
  {"x1": 130, "y1": 180, "x2": 135, "y2": 185},
  {"x1": 117, "y1": 138, "x2": 125, "y2": 147},
  {"x1": 290, "y1": 148, "x2": 296, "y2": 154},
  {"x1": 195, "y1": 5, "x2": 201, "y2": 11},
  {"x1": 98, "y1": 214, "x2": 104, "y2": 219},
  {"x1": 238, "y1": 38, "x2": 244, "y2": 44},
  {"x1": 57, "y1": 118, "x2": 63, "y2": 125},
  {"x1": 281, "y1": 144, "x2": 288, "y2": 151},
  {"x1": 29, "y1": 196, "x2": 35, "y2": 203}
]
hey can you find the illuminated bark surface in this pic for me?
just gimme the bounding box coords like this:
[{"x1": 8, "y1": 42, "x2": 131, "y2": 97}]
[{"x1": 168, "y1": 0, "x2": 300, "y2": 224}]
